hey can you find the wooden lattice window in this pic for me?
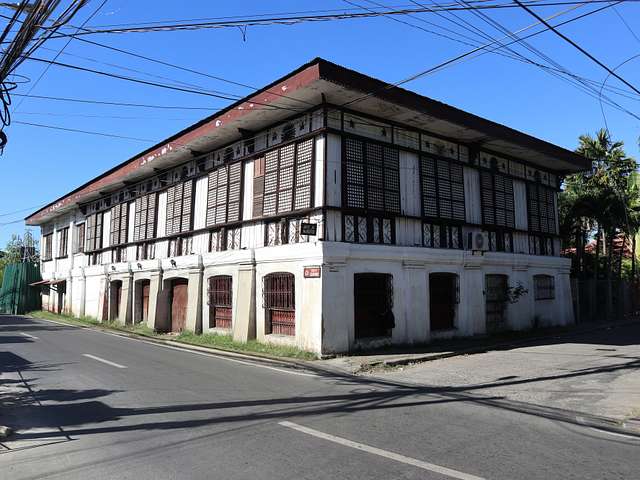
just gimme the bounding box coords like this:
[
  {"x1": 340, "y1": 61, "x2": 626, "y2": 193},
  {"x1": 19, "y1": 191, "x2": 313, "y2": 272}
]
[
  {"x1": 166, "y1": 181, "x2": 193, "y2": 235},
  {"x1": 263, "y1": 272, "x2": 295, "y2": 336},
  {"x1": 527, "y1": 183, "x2": 556, "y2": 234},
  {"x1": 209, "y1": 275, "x2": 232, "y2": 329},
  {"x1": 56, "y1": 228, "x2": 69, "y2": 258},
  {"x1": 529, "y1": 235, "x2": 554, "y2": 256},
  {"x1": 110, "y1": 203, "x2": 128, "y2": 246},
  {"x1": 133, "y1": 193, "x2": 157, "y2": 241},
  {"x1": 534, "y1": 274, "x2": 555, "y2": 300},
  {"x1": 487, "y1": 230, "x2": 513, "y2": 253},
  {"x1": 480, "y1": 172, "x2": 515, "y2": 228},
  {"x1": 73, "y1": 223, "x2": 85, "y2": 254},
  {"x1": 253, "y1": 157, "x2": 265, "y2": 218},
  {"x1": 206, "y1": 162, "x2": 242, "y2": 227},
  {"x1": 420, "y1": 156, "x2": 465, "y2": 220},
  {"x1": 42, "y1": 233, "x2": 53, "y2": 261},
  {"x1": 344, "y1": 137, "x2": 400, "y2": 213},
  {"x1": 260, "y1": 139, "x2": 313, "y2": 218},
  {"x1": 85, "y1": 212, "x2": 103, "y2": 252}
]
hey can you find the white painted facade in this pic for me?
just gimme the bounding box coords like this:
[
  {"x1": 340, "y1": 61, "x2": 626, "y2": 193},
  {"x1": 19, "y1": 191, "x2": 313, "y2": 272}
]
[{"x1": 29, "y1": 59, "x2": 584, "y2": 355}]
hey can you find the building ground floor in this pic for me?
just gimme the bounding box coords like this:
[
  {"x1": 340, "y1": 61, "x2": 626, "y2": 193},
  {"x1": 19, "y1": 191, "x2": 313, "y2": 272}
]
[{"x1": 39, "y1": 242, "x2": 574, "y2": 355}]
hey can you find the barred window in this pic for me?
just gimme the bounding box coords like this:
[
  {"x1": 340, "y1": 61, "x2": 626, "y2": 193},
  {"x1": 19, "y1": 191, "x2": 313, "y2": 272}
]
[
  {"x1": 422, "y1": 223, "x2": 461, "y2": 249},
  {"x1": 266, "y1": 220, "x2": 288, "y2": 246},
  {"x1": 534, "y1": 274, "x2": 555, "y2": 300},
  {"x1": 73, "y1": 223, "x2": 85, "y2": 254},
  {"x1": 136, "y1": 242, "x2": 155, "y2": 261},
  {"x1": 57, "y1": 228, "x2": 69, "y2": 258},
  {"x1": 344, "y1": 137, "x2": 400, "y2": 213},
  {"x1": 263, "y1": 272, "x2": 296, "y2": 336},
  {"x1": 166, "y1": 181, "x2": 193, "y2": 235},
  {"x1": 85, "y1": 212, "x2": 103, "y2": 252},
  {"x1": 168, "y1": 236, "x2": 192, "y2": 257},
  {"x1": 261, "y1": 138, "x2": 313, "y2": 218},
  {"x1": 420, "y1": 156, "x2": 465, "y2": 220},
  {"x1": 528, "y1": 184, "x2": 557, "y2": 234},
  {"x1": 480, "y1": 172, "x2": 515, "y2": 228},
  {"x1": 206, "y1": 162, "x2": 242, "y2": 227},
  {"x1": 133, "y1": 193, "x2": 157, "y2": 241},
  {"x1": 344, "y1": 214, "x2": 393, "y2": 244},
  {"x1": 110, "y1": 203, "x2": 128, "y2": 246},
  {"x1": 209, "y1": 275, "x2": 233, "y2": 329}
]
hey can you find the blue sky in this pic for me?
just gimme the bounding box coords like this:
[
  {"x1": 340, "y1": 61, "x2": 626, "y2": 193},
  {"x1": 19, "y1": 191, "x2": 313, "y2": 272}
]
[{"x1": 1, "y1": 0, "x2": 639, "y2": 245}]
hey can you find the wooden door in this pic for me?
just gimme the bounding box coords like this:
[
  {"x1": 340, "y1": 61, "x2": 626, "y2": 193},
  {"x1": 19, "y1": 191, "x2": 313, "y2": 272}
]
[
  {"x1": 354, "y1": 273, "x2": 394, "y2": 339},
  {"x1": 171, "y1": 279, "x2": 188, "y2": 332},
  {"x1": 142, "y1": 282, "x2": 150, "y2": 324}
]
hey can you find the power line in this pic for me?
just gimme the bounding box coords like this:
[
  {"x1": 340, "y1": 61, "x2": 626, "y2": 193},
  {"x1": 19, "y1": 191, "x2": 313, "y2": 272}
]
[
  {"x1": 23, "y1": 55, "x2": 304, "y2": 112},
  {"x1": 11, "y1": 92, "x2": 220, "y2": 110},
  {"x1": 342, "y1": 2, "x2": 628, "y2": 106},
  {"x1": 612, "y1": 5, "x2": 640, "y2": 44},
  {"x1": 13, "y1": 120, "x2": 156, "y2": 142},
  {"x1": 16, "y1": 111, "x2": 195, "y2": 120},
  {"x1": 513, "y1": 0, "x2": 640, "y2": 96},
  {"x1": 23, "y1": 1, "x2": 640, "y2": 39},
  {"x1": 12, "y1": 0, "x2": 109, "y2": 113}
]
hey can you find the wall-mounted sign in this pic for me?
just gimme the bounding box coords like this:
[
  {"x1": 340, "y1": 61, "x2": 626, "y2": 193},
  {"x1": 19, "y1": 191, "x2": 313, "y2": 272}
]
[
  {"x1": 304, "y1": 266, "x2": 321, "y2": 278},
  {"x1": 300, "y1": 222, "x2": 317, "y2": 236}
]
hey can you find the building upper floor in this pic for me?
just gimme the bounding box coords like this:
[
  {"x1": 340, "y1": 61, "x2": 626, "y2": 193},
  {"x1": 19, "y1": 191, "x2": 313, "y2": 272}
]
[{"x1": 26, "y1": 58, "x2": 589, "y2": 273}]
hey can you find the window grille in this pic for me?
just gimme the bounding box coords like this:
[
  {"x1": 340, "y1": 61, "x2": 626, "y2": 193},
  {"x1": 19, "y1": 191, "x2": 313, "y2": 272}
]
[
  {"x1": 528, "y1": 183, "x2": 557, "y2": 234},
  {"x1": 166, "y1": 181, "x2": 193, "y2": 235},
  {"x1": 168, "y1": 236, "x2": 192, "y2": 257},
  {"x1": 422, "y1": 223, "x2": 462, "y2": 249},
  {"x1": 136, "y1": 242, "x2": 155, "y2": 261},
  {"x1": 480, "y1": 171, "x2": 515, "y2": 228},
  {"x1": 534, "y1": 274, "x2": 555, "y2": 300},
  {"x1": 529, "y1": 235, "x2": 554, "y2": 256},
  {"x1": 486, "y1": 229, "x2": 513, "y2": 253},
  {"x1": 263, "y1": 272, "x2": 295, "y2": 336},
  {"x1": 420, "y1": 156, "x2": 465, "y2": 221},
  {"x1": 133, "y1": 193, "x2": 157, "y2": 241},
  {"x1": 209, "y1": 275, "x2": 233, "y2": 329},
  {"x1": 110, "y1": 203, "x2": 128, "y2": 246},
  {"x1": 344, "y1": 137, "x2": 400, "y2": 213},
  {"x1": 344, "y1": 214, "x2": 394, "y2": 244}
]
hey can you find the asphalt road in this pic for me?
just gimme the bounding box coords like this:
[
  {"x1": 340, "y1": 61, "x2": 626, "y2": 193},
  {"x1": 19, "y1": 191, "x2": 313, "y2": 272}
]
[{"x1": 1, "y1": 315, "x2": 638, "y2": 480}]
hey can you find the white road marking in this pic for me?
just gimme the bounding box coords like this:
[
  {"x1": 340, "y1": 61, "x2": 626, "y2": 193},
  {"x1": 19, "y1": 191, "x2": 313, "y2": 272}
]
[
  {"x1": 82, "y1": 354, "x2": 127, "y2": 369},
  {"x1": 19, "y1": 332, "x2": 38, "y2": 339},
  {"x1": 279, "y1": 421, "x2": 486, "y2": 480},
  {"x1": 35, "y1": 317, "x2": 315, "y2": 378}
]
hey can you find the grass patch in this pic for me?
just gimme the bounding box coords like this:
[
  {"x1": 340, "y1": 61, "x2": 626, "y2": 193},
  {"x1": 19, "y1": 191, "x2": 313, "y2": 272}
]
[
  {"x1": 27, "y1": 310, "x2": 316, "y2": 360},
  {"x1": 176, "y1": 331, "x2": 318, "y2": 360},
  {"x1": 28, "y1": 310, "x2": 158, "y2": 337}
]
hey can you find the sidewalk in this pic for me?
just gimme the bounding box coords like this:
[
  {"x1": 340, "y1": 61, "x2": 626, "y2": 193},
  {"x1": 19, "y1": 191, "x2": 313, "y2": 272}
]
[{"x1": 316, "y1": 319, "x2": 640, "y2": 375}]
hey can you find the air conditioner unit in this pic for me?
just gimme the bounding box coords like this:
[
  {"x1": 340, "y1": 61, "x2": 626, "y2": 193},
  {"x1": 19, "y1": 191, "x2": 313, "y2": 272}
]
[{"x1": 472, "y1": 231, "x2": 490, "y2": 252}]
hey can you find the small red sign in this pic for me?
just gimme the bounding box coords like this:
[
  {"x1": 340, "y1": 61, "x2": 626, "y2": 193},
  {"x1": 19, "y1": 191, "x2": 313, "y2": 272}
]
[{"x1": 304, "y1": 266, "x2": 321, "y2": 278}]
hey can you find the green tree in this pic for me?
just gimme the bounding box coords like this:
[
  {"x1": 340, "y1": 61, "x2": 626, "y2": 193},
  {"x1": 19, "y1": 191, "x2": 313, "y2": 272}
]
[{"x1": 0, "y1": 232, "x2": 39, "y2": 286}]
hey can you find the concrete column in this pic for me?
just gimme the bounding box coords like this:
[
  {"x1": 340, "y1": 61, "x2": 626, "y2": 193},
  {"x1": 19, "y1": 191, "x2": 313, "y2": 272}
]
[
  {"x1": 147, "y1": 270, "x2": 163, "y2": 330},
  {"x1": 97, "y1": 276, "x2": 108, "y2": 322},
  {"x1": 557, "y1": 270, "x2": 574, "y2": 326},
  {"x1": 77, "y1": 270, "x2": 86, "y2": 318},
  {"x1": 321, "y1": 262, "x2": 349, "y2": 354},
  {"x1": 117, "y1": 274, "x2": 133, "y2": 325},
  {"x1": 461, "y1": 255, "x2": 486, "y2": 335},
  {"x1": 232, "y1": 261, "x2": 257, "y2": 343},
  {"x1": 402, "y1": 261, "x2": 428, "y2": 344},
  {"x1": 185, "y1": 268, "x2": 203, "y2": 334},
  {"x1": 65, "y1": 274, "x2": 73, "y2": 315}
]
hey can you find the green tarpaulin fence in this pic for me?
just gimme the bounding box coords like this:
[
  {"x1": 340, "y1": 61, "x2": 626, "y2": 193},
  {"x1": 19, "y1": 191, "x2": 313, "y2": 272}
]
[{"x1": 0, "y1": 262, "x2": 41, "y2": 315}]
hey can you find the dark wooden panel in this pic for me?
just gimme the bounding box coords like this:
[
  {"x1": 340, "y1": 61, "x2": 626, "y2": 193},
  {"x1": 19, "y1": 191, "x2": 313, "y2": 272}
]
[{"x1": 171, "y1": 279, "x2": 188, "y2": 333}]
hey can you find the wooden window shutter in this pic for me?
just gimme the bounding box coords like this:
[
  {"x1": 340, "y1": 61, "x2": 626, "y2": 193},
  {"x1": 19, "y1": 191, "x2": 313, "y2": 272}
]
[{"x1": 253, "y1": 157, "x2": 265, "y2": 218}]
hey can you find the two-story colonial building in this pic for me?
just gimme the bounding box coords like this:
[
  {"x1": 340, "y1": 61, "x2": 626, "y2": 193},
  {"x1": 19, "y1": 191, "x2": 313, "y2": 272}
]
[{"x1": 26, "y1": 58, "x2": 589, "y2": 355}]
